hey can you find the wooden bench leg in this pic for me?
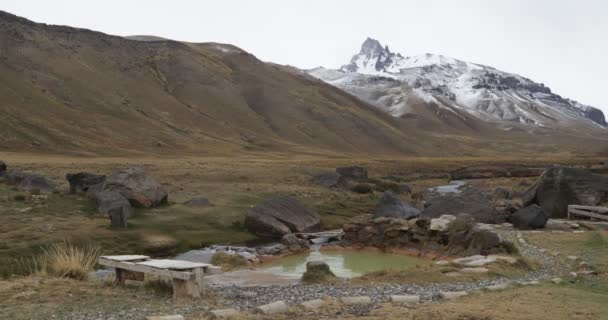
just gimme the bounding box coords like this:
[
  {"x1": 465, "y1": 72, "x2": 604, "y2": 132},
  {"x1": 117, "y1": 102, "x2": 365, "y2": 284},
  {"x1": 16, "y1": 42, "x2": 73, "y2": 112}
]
[
  {"x1": 171, "y1": 278, "x2": 201, "y2": 299},
  {"x1": 115, "y1": 268, "x2": 144, "y2": 285}
]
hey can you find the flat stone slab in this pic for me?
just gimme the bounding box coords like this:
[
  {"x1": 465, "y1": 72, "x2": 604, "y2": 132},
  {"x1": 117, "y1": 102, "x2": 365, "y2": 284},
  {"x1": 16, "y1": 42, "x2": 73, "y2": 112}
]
[
  {"x1": 137, "y1": 259, "x2": 211, "y2": 270},
  {"x1": 101, "y1": 255, "x2": 150, "y2": 262},
  {"x1": 341, "y1": 296, "x2": 372, "y2": 305},
  {"x1": 439, "y1": 291, "x2": 468, "y2": 300},
  {"x1": 460, "y1": 267, "x2": 489, "y2": 274},
  {"x1": 254, "y1": 301, "x2": 288, "y2": 315},
  {"x1": 462, "y1": 257, "x2": 497, "y2": 267},
  {"x1": 146, "y1": 316, "x2": 184, "y2": 320},
  {"x1": 207, "y1": 309, "x2": 240, "y2": 319},
  {"x1": 300, "y1": 299, "x2": 325, "y2": 311},
  {"x1": 452, "y1": 255, "x2": 484, "y2": 265},
  {"x1": 489, "y1": 255, "x2": 518, "y2": 264},
  {"x1": 390, "y1": 295, "x2": 420, "y2": 304}
]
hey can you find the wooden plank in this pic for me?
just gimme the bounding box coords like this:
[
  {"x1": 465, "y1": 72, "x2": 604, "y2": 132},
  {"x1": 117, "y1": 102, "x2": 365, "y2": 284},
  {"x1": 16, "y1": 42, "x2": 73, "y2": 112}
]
[
  {"x1": 568, "y1": 205, "x2": 608, "y2": 213},
  {"x1": 100, "y1": 255, "x2": 150, "y2": 262},
  {"x1": 568, "y1": 208, "x2": 608, "y2": 221},
  {"x1": 98, "y1": 258, "x2": 194, "y2": 280},
  {"x1": 137, "y1": 259, "x2": 211, "y2": 270}
]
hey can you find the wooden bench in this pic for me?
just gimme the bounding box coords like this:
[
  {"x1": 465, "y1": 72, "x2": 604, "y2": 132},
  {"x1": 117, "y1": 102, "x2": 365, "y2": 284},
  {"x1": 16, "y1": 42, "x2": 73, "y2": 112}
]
[
  {"x1": 98, "y1": 255, "x2": 219, "y2": 298},
  {"x1": 567, "y1": 205, "x2": 608, "y2": 221}
]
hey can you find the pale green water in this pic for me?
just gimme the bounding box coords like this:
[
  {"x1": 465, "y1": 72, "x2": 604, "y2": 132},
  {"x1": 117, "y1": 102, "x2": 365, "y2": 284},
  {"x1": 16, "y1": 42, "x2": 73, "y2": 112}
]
[{"x1": 259, "y1": 250, "x2": 424, "y2": 278}]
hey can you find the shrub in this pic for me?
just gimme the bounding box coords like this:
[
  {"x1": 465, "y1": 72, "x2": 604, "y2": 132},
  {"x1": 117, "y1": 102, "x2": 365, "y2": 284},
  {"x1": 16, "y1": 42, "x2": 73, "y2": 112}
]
[
  {"x1": 374, "y1": 180, "x2": 401, "y2": 193},
  {"x1": 302, "y1": 262, "x2": 337, "y2": 284},
  {"x1": 351, "y1": 183, "x2": 374, "y2": 194},
  {"x1": 210, "y1": 252, "x2": 248, "y2": 270},
  {"x1": 20, "y1": 242, "x2": 101, "y2": 280}
]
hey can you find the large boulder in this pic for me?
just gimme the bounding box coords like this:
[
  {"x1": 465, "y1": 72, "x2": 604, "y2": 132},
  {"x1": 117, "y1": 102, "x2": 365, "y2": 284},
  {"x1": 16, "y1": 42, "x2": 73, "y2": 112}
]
[
  {"x1": 94, "y1": 190, "x2": 133, "y2": 228},
  {"x1": 422, "y1": 188, "x2": 504, "y2": 224},
  {"x1": 17, "y1": 173, "x2": 57, "y2": 194},
  {"x1": 66, "y1": 172, "x2": 106, "y2": 194},
  {"x1": 509, "y1": 205, "x2": 548, "y2": 230},
  {"x1": 245, "y1": 196, "x2": 321, "y2": 238},
  {"x1": 372, "y1": 191, "x2": 420, "y2": 219},
  {"x1": 522, "y1": 167, "x2": 608, "y2": 218},
  {"x1": 102, "y1": 167, "x2": 168, "y2": 208},
  {"x1": 336, "y1": 166, "x2": 368, "y2": 180}
]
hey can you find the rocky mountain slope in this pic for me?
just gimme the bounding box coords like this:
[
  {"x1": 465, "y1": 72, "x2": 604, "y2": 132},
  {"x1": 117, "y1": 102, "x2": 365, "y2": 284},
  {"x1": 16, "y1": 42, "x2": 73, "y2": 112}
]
[
  {"x1": 0, "y1": 12, "x2": 606, "y2": 156},
  {"x1": 309, "y1": 38, "x2": 607, "y2": 131},
  {"x1": 0, "y1": 12, "x2": 430, "y2": 155}
]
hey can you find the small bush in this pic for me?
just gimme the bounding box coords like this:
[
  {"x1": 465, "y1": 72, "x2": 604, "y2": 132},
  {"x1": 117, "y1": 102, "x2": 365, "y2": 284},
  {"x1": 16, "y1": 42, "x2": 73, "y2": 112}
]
[
  {"x1": 210, "y1": 252, "x2": 248, "y2": 271},
  {"x1": 374, "y1": 180, "x2": 401, "y2": 193},
  {"x1": 20, "y1": 242, "x2": 101, "y2": 280},
  {"x1": 499, "y1": 240, "x2": 519, "y2": 255},
  {"x1": 351, "y1": 183, "x2": 374, "y2": 194}
]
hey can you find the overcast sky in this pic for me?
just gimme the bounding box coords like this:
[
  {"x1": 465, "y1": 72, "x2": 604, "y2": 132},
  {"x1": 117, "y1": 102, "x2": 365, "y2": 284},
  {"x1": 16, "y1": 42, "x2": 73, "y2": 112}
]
[{"x1": 3, "y1": 0, "x2": 607, "y2": 113}]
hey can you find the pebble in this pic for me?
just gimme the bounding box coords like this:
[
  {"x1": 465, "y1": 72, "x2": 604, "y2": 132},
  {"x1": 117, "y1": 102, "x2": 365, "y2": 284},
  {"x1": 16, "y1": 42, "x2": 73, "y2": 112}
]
[
  {"x1": 300, "y1": 299, "x2": 325, "y2": 311},
  {"x1": 254, "y1": 301, "x2": 288, "y2": 315},
  {"x1": 485, "y1": 284, "x2": 509, "y2": 291},
  {"x1": 341, "y1": 296, "x2": 372, "y2": 305},
  {"x1": 390, "y1": 295, "x2": 420, "y2": 304},
  {"x1": 439, "y1": 291, "x2": 468, "y2": 300},
  {"x1": 567, "y1": 256, "x2": 579, "y2": 261},
  {"x1": 207, "y1": 309, "x2": 240, "y2": 319}
]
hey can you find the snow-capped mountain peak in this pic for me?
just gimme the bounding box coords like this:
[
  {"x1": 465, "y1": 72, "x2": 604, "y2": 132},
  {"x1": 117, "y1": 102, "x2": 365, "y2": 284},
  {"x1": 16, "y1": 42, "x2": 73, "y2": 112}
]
[{"x1": 310, "y1": 38, "x2": 606, "y2": 129}]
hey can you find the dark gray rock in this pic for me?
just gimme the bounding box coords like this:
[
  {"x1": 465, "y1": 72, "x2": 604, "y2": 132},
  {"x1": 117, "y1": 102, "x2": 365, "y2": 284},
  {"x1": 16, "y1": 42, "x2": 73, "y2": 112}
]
[
  {"x1": 280, "y1": 233, "x2": 309, "y2": 252},
  {"x1": 312, "y1": 172, "x2": 342, "y2": 188},
  {"x1": 509, "y1": 204, "x2": 548, "y2": 230},
  {"x1": 372, "y1": 191, "x2": 420, "y2": 219},
  {"x1": 245, "y1": 196, "x2": 321, "y2": 238},
  {"x1": 336, "y1": 166, "x2": 368, "y2": 180},
  {"x1": 94, "y1": 190, "x2": 133, "y2": 228},
  {"x1": 522, "y1": 167, "x2": 608, "y2": 218},
  {"x1": 102, "y1": 167, "x2": 168, "y2": 208},
  {"x1": 450, "y1": 165, "x2": 544, "y2": 180},
  {"x1": 183, "y1": 197, "x2": 213, "y2": 207},
  {"x1": 4, "y1": 170, "x2": 28, "y2": 185},
  {"x1": 17, "y1": 173, "x2": 57, "y2": 194},
  {"x1": 66, "y1": 172, "x2": 106, "y2": 194},
  {"x1": 493, "y1": 187, "x2": 510, "y2": 200},
  {"x1": 399, "y1": 184, "x2": 412, "y2": 194},
  {"x1": 0, "y1": 160, "x2": 6, "y2": 175},
  {"x1": 422, "y1": 188, "x2": 504, "y2": 224}
]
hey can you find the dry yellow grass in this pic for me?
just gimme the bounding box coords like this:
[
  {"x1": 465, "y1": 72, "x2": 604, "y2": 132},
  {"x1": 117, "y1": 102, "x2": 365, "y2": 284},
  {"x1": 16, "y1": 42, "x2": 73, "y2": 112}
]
[{"x1": 19, "y1": 242, "x2": 101, "y2": 280}]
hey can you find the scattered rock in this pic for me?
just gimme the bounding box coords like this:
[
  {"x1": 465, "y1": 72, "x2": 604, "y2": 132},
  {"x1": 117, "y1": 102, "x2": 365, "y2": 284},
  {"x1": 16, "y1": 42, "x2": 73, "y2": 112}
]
[
  {"x1": 390, "y1": 295, "x2": 420, "y2": 304},
  {"x1": 207, "y1": 309, "x2": 240, "y2": 319},
  {"x1": 94, "y1": 190, "x2": 133, "y2": 228},
  {"x1": 567, "y1": 255, "x2": 579, "y2": 261},
  {"x1": 182, "y1": 197, "x2": 213, "y2": 207},
  {"x1": 4, "y1": 170, "x2": 28, "y2": 185},
  {"x1": 312, "y1": 172, "x2": 342, "y2": 188},
  {"x1": 0, "y1": 160, "x2": 6, "y2": 175},
  {"x1": 493, "y1": 187, "x2": 511, "y2": 200},
  {"x1": 522, "y1": 167, "x2": 608, "y2": 218},
  {"x1": 340, "y1": 296, "x2": 372, "y2": 305},
  {"x1": 102, "y1": 167, "x2": 168, "y2": 208},
  {"x1": 254, "y1": 301, "x2": 288, "y2": 315},
  {"x1": 429, "y1": 215, "x2": 457, "y2": 232},
  {"x1": 300, "y1": 299, "x2": 325, "y2": 311},
  {"x1": 66, "y1": 172, "x2": 105, "y2": 194},
  {"x1": 460, "y1": 267, "x2": 489, "y2": 273},
  {"x1": 399, "y1": 184, "x2": 412, "y2": 194},
  {"x1": 336, "y1": 166, "x2": 368, "y2": 180},
  {"x1": 509, "y1": 205, "x2": 548, "y2": 230},
  {"x1": 438, "y1": 291, "x2": 468, "y2": 300},
  {"x1": 485, "y1": 283, "x2": 509, "y2": 291},
  {"x1": 372, "y1": 191, "x2": 420, "y2": 219},
  {"x1": 434, "y1": 260, "x2": 450, "y2": 266},
  {"x1": 146, "y1": 316, "x2": 184, "y2": 320},
  {"x1": 17, "y1": 173, "x2": 57, "y2": 194},
  {"x1": 551, "y1": 278, "x2": 563, "y2": 284},
  {"x1": 422, "y1": 188, "x2": 504, "y2": 224},
  {"x1": 281, "y1": 233, "x2": 309, "y2": 253},
  {"x1": 245, "y1": 196, "x2": 320, "y2": 238}
]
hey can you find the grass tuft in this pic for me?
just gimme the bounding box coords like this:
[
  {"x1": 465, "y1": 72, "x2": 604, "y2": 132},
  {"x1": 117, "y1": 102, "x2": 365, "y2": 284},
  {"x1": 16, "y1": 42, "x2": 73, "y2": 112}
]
[{"x1": 19, "y1": 242, "x2": 101, "y2": 280}]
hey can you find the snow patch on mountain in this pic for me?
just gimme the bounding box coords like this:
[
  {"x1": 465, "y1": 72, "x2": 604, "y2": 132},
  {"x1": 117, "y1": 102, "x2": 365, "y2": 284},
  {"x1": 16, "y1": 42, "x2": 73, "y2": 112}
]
[{"x1": 309, "y1": 38, "x2": 607, "y2": 129}]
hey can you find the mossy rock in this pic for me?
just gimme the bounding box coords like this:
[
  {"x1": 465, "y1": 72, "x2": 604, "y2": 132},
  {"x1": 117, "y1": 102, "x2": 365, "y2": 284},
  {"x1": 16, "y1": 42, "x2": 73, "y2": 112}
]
[{"x1": 302, "y1": 260, "x2": 337, "y2": 284}]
